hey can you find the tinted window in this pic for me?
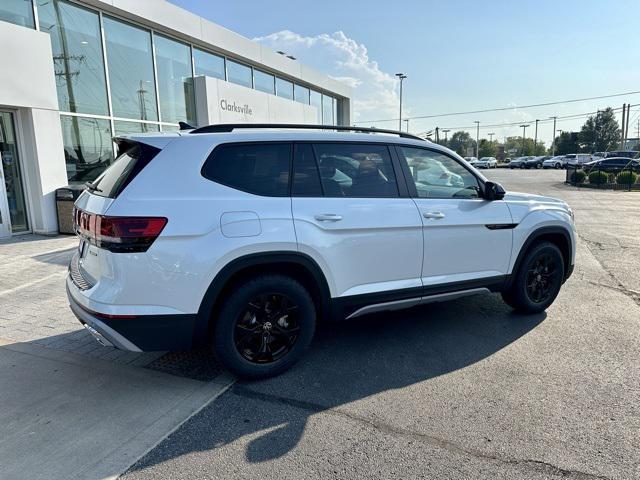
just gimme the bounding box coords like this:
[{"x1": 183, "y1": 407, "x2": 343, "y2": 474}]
[
  {"x1": 103, "y1": 16, "x2": 158, "y2": 121},
  {"x1": 154, "y1": 35, "x2": 195, "y2": 124},
  {"x1": 294, "y1": 85, "x2": 310, "y2": 104},
  {"x1": 39, "y1": 0, "x2": 108, "y2": 115},
  {"x1": 1, "y1": 0, "x2": 34, "y2": 28},
  {"x1": 313, "y1": 144, "x2": 399, "y2": 198},
  {"x1": 202, "y1": 143, "x2": 291, "y2": 197},
  {"x1": 227, "y1": 60, "x2": 252, "y2": 88},
  {"x1": 292, "y1": 144, "x2": 322, "y2": 196},
  {"x1": 254, "y1": 70, "x2": 275, "y2": 94},
  {"x1": 276, "y1": 78, "x2": 294, "y2": 100},
  {"x1": 92, "y1": 142, "x2": 161, "y2": 198},
  {"x1": 399, "y1": 147, "x2": 480, "y2": 199},
  {"x1": 193, "y1": 48, "x2": 225, "y2": 80}
]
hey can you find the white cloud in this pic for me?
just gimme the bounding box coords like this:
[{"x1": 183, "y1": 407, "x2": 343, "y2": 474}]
[{"x1": 253, "y1": 30, "x2": 400, "y2": 123}]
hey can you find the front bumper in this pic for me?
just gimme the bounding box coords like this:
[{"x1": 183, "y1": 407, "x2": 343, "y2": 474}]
[{"x1": 66, "y1": 279, "x2": 200, "y2": 352}]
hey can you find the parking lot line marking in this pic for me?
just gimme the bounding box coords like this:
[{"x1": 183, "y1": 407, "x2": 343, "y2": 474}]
[{"x1": 0, "y1": 271, "x2": 67, "y2": 297}]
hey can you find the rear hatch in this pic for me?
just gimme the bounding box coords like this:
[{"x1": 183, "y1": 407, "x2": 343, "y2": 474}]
[{"x1": 71, "y1": 137, "x2": 169, "y2": 288}]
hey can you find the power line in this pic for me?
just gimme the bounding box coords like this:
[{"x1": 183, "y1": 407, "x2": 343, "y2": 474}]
[
  {"x1": 354, "y1": 90, "x2": 640, "y2": 124},
  {"x1": 434, "y1": 104, "x2": 638, "y2": 132}
]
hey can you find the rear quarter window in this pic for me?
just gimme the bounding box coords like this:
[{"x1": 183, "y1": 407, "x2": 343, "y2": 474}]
[{"x1": 201, "y1": 143, "x2": 292, "y2": 197}]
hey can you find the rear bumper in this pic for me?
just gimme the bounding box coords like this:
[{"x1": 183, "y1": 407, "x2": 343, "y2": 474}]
[{"x1": 66, "y1": 280, "x2": 199, "y2": 352}]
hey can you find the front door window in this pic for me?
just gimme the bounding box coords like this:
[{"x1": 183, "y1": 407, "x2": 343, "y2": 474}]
[{"x1": 0, "y1": 112, "x2": 29, "y2": 233}]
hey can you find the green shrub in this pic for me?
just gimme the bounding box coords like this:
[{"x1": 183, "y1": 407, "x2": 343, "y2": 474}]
[
  {"x1": 570, "y1": 170, "x2": 586, "y2": 184},
  {"x1": 588, "y1": 171, "x2": 609, "y2": 185},
  {"x1": 616, "y1": 171, "x2": 638, "y2": 185}
]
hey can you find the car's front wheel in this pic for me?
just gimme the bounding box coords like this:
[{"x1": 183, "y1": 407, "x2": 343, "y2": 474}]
[
  {"x1": 213, "y1": 275, "x2": 316, "y2": 379},
  {"x1": 501, "y1": 241, "x2": 564, "y2": 314}
]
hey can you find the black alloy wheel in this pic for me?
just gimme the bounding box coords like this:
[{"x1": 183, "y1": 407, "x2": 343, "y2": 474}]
[
  {"x1": 234, "y1": 293, "x2": 300, "y2": 364},
  {"x1": 525, "y1": 253, "x2": 561, "y2": 304}
]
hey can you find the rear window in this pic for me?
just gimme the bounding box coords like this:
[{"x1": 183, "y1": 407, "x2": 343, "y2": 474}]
[
  {"x1": 90, "y1": 141, "x2": 160, "y2": 198},
  {"x1": 201, "y1": 143, "x2": 292, "y2": 197}
]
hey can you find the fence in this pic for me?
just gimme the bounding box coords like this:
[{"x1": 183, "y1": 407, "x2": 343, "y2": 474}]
[{"x1": 565, "y1": 164, "x2": 640, "y2": 191}]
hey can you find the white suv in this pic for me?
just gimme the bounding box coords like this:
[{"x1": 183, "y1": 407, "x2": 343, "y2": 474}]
[{"x1": 67, "y1": 125, "x2": 576, "y2": 378}]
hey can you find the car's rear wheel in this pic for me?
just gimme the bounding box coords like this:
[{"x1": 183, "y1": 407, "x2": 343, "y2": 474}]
[
  {"x1": 501, "y1": 241, "x2": 564, "y2": 314},
  {"x1": 554, "y1": 163, "x2": 561, "y2": 169},
  {"x1": 213, "y1": 275, "x2": 316, "y2": 379}
]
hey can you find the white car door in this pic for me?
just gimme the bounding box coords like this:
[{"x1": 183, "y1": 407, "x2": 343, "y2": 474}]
[
  {"x1": 291, "y1": 142, "x2": 424, "y2": 301},
  {"x1": 395, "y1": 145, "x2": 514, "y2": 291}
]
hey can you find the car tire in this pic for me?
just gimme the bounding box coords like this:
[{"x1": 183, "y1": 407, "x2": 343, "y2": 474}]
[
  {"x1": 554, "y1": 163, "x2": 561, "y2": 169},
  {"x1": 501, "y1": 241, "x2": 564, "y2": 314},
  {"x1": 213, "y1": 274, "x2": 316, "y2": 379}
]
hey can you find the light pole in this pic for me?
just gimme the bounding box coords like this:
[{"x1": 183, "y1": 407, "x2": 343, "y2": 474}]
[
  {"x1": 534, "y1": 119, "x2": 539, "y2": 152},
  {"x1": 441, "y1": 128, "x2": 450, "y2": 144},
  {"x1": 474, "y1": 121, "x2": 480, "y2": 157},
  {"x1": 395, "y1": 73, "x2": 407, "y2": 132},
  {"x1": 519, "y1": 124, "x2": 529, "y2": 155},
  {"x1": 550, "y1": 116, "x2": 557, "y2": 155}
]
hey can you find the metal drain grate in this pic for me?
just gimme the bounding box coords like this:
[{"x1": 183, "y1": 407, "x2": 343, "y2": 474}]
[{"x1": 144, "y1": 349, "x2": 224, "y2": 381}]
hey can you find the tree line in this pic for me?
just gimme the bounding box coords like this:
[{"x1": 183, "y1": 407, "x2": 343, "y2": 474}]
[{"x1": 435, "y1": 107, "x2": 624, "y2": 158}]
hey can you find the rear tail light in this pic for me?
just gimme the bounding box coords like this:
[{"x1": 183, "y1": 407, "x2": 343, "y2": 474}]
[{"x1": 73, "y1": 208, "x2": 167, "y2": 253}]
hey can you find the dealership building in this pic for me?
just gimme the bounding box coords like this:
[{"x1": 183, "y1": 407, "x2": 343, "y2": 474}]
[{"x1": 0, "y1": 0, "x2": 352, "y2": 238}]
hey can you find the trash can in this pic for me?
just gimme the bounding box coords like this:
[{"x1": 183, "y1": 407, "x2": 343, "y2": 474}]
[{"x1": 55, "y1": 185, "x2": 84, "y2": 234}]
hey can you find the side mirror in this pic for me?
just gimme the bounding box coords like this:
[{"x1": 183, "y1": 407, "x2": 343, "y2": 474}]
[{"x1": 483, "y1": 181, "x2": 505, "y2": 201}]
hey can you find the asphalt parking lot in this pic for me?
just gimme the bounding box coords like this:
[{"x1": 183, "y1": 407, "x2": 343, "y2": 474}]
[{"x1": 122, "y1": 169, "x2": 640, "y2": 480}]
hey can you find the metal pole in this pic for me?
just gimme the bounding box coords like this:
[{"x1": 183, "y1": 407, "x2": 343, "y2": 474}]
[
  {"x1": 550, "y1": 116, "x2": 557, "y2": 155},
  {"x1": 534, "y1": 119, "x2": 539, "y2": 152},
  {"x1": 519, "y1": 124, "x2": 529, "y2": 155},
  {"x1": 395, "y1": 73, "x2": 407, "y2": 131},
  {"x1": 474, "y1": 121, "x2": 480, "y2": 157},
  {"x1": 621, "y1": 104, "x2": 627, "y2": 150},
  {"x1": 625, "y1": 104, "x2": 631, "y2": 149},
  {"x1": 404, "y1": 119, "x2": 410, "y2": 132}
]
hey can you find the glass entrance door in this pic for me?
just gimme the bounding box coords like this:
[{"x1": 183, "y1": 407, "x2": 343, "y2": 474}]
[{"x1": 0, "y1": 112, "x2": 29, "y2": 234}]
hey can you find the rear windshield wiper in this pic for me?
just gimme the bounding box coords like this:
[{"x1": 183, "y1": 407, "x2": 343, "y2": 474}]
[{"x1": 85, "y1": 181, "x2": 103, "y2": 193}]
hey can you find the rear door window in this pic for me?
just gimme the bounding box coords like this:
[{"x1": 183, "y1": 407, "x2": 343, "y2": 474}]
[
  {"x1": 311, "y1": 143, "x2": 399, "y2": 198},
  {"x1": 202, "y1": 143, "x2": 292, "y2": 196},
  {"x1": 90, "y1": 141, "x2": 160, "y2": 198}
]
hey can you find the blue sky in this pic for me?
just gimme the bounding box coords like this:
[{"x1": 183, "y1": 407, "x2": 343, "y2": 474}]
[{"x1": 170, "y1": 0, "x2": 640, "y2": 144}]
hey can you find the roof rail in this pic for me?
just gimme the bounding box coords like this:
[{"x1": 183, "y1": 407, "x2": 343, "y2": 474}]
[{"x1": 188, "y1": 123, "x2": 427, "y2": 142}]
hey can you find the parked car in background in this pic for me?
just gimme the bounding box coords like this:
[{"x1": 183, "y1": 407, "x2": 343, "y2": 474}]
[
  {"x1": 542, "y1": 155, "x2": 566, "y2": 169},
  {"x1": 583, "y1": 157, "x2": 640, "y2": 173},
  {"x1": 509, "y1": 156, "x2": 533, "y2": 168},
  {"x1": 464, "y1": 156, "x2": 479, "y2": 166},
  {"x1": 604, "y1": 150, "x2": 638, "y2": 159},
  {"x1": 525, "y1": 156, "x2": 550, "y2": 169},
  {"x1": 564, "y1": 153, "x2": 592, "y2": 167},
  {"x1": 475, "y1": 157, "x2": 498, "y2": 169}
]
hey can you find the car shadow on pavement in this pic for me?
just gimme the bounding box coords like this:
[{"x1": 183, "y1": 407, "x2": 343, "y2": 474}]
[{"x1": 127, "y1": 292, "x2": 546, "y2": 471}]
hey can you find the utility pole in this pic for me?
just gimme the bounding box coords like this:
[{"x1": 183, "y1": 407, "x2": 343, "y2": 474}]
[
  {"x1": 395, "y1": 73, "x2": 407, "y2": 132},
  {"x1": 435, "y1": 127, "x2": 440, "y2": 143},
  {"x1": 621, "y1": 104, "x2": 627, "y2": 150},
  {"x1": 594, "y1": 110, "x2": 600, "y2": 152},
  {"x1": 519, "y1": 124, "x2": 529, "y2": 155},
  {"x1": 534, "y1": 119, "x2": 539, "y2": 152},
  {"x1": 442, "y1": 129, "x2": 450, "y2": 144},
  {"x1": 474, "y1": 121, "x2": 480, "y2": 157},
  {"x1": 625, "y1": 104, "x2": 631, "y2": 150},
  {"x1": 404, "y1": 119, "x2": 410, "y2": 133},
  {"x1": 488, "y1": 132, "x2": 495, "y2": 143},
  {"x1": 550, "y1": 116, "x2": 557, "y2": 155}
]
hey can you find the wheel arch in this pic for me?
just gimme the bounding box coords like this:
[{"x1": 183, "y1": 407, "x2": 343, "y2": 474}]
[
  {"x1": 192, "y1": 252, "x2": 332, "y2": 346},
  {"x1": 506, "y1": 226, "x2": 573, "y2": 290}
]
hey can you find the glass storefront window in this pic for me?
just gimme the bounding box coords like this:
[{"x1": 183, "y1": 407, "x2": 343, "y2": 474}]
[
  {"x1": 154, "y1": 35, "x2": 195, "y2": 124},
  {"x1": 254, "y1": 70, "x2": 275, "y2": 94},
  {"x1": 322, "y1": 94, "x2": 334, "y2": 125},
  {"x1": 1, "y1": 0, "x2": 34, "y2": 28},
  {"x1": 60, "y1": 115, "x2": 114, "y2": 184},
  {"x1": 310, "y1": 90, "x2": 322, "y2": 124},
  {"x1": 294, "y1": 84, "x2": 310, "y2": 104},
  {"x1": 276, "y1": 77, "x2": 293, "y2": 100},
  {"x1": 38, "y1": 0, "x2": 108, "y2": 116},
  {"x1": 333, "y1": 98, "x2": 339, "y2": 125},
  {"x1": 227, "y1": 60, "x2": 252, "y2": 88},
  {"x1": 193, "y1": 48, "x2": 225, "y2": 80},
  {"x1": 113, "y1": 121, "x2": 160, "y2": 136},
  {"x1": 0, "y1": 112, "x2": 29, "y2": 232},
  {"x1": 103, "y1": 16, "x2": 158, "y2": 121}
]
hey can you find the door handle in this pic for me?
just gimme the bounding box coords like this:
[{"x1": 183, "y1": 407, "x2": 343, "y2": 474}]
[
  {"x1": 423, "y1": 211, "x2": 445, "y2": 220},
  {"x1": 314, "y1": 213, "x2": 343, "y2": 222}
]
